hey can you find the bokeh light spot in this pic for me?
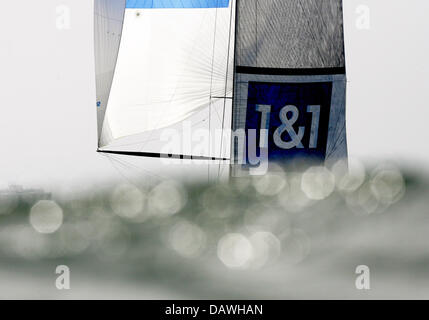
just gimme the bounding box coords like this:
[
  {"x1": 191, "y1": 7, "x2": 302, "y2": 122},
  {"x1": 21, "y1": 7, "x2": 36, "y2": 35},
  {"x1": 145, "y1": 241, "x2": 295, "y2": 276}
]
[
  {"x1": 301, "y1": 166, "x2": 335, "y2": 200},
  {"x1": 217, "y1": 233, "x2": 253, "y2": 269},
  {"x1": 110, "y1": 184, "x2": 145, "y2": 220},
  {"x1": 148, "y1": 180, "x2": 187, "y2": 216},
  {"x1": 29, "y1": 200, "x2": 63, "y2": 234},
  {"x1": 169, "y1": 220, "x2": 206, "y2": 258}
]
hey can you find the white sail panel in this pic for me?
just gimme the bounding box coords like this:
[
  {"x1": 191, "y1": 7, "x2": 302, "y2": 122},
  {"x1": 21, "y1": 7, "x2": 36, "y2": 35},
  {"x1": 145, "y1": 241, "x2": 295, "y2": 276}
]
[
  {"x1": 94, "y1": 0, "x2": 126, "y2": 142},
  {"x1": 100, "y1": 2, "x2": 235, "y2": 153}
]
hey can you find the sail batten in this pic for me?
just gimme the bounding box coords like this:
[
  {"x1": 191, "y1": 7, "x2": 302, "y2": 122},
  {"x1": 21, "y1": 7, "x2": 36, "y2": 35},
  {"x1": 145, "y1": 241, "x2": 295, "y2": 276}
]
[
  {"x1": 97, "y1": 149, "x2": 229, "y2": 161},
  {"x1": 235, "y1": 66, "x2": 346, "y2": 76}
]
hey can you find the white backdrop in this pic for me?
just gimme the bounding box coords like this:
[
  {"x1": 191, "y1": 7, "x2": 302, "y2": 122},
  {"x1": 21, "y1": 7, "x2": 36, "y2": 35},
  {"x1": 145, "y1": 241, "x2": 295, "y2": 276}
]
[{"x1": 0, "y1": 0, "x2": 428, "y2": 190}]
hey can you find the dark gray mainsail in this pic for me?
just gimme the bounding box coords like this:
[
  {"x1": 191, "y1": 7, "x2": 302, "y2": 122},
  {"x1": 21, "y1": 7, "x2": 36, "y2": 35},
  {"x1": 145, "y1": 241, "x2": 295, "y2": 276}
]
[
  {"x1": 235, "y1": 0, "x2": 345, "y2": 68},
  {"x1": 231, "y1": 0, "x2": 347, "y2": 172}
]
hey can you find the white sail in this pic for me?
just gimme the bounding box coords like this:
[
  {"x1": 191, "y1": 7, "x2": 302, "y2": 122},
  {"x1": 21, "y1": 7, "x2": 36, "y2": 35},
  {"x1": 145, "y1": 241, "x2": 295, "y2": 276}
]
[
  {"x1": 97, "y1": 0, "x2": 235, "y2": 159},
  {"x1": 94, "y1": 0, "x2": 127, "y2": 142}
]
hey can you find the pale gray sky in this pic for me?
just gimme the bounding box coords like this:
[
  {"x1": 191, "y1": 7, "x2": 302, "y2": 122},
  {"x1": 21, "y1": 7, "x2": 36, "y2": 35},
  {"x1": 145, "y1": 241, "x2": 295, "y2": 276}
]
[{"x1": 0, "y1": 0, "x2": 428, "y2": 191}]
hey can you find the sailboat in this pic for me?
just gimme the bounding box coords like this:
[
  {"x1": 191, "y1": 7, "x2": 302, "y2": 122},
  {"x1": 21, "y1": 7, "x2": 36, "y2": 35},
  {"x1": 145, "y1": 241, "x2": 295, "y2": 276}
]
[{"x1": 94, "y1": 0, "x2": 347, "y2": 177}]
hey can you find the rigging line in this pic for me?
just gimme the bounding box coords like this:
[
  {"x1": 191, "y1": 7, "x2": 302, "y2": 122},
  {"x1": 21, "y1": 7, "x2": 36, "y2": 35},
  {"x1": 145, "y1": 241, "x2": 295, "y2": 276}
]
[
  {"x1": 110, "y1": 156, "x2": 160, "y2": 187},
  {"x1": 208, "y1": 0, "x2": 220, "y2": 181},
  {"x1": 109, "y1": 153, "x2": 165, "y2": 182},
  {"x1": 218, "y1": 0, "x2": 235, "y2": 178},
  {"x1": 103, "y1": 153, "x2": 152, "y2": 188},
  {"x1": 219, "y1": 156, "x2": 229, "y2": 178},
  {"x1": 230, "y1": 0, "x2": 240, "y2": 169},
  {"x1": 104, "y1": 153, "x2": 131, "y2": 184}
]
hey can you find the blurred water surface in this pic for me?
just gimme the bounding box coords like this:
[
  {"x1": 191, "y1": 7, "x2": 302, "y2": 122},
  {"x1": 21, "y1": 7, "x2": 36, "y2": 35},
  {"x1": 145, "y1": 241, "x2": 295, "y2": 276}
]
[{"x1": 0, "y1": 160, "x2": 428, "y2": 299}]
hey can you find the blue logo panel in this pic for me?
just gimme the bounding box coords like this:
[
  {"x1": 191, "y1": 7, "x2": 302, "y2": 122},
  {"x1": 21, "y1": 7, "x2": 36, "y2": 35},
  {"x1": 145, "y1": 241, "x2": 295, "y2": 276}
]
[
  {"x1": 126, "y1": 0, "x2": 230, "y2": 8},
  {"x1": 245, "y1": 81, "x2": 333, "y2": 163}
]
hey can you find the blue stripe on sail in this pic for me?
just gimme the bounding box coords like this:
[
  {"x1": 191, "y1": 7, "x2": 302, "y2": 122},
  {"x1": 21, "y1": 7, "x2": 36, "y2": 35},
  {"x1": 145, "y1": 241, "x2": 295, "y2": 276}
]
[{"x1": 126, "y1": 0, "x2": 230, "y2": 8}]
